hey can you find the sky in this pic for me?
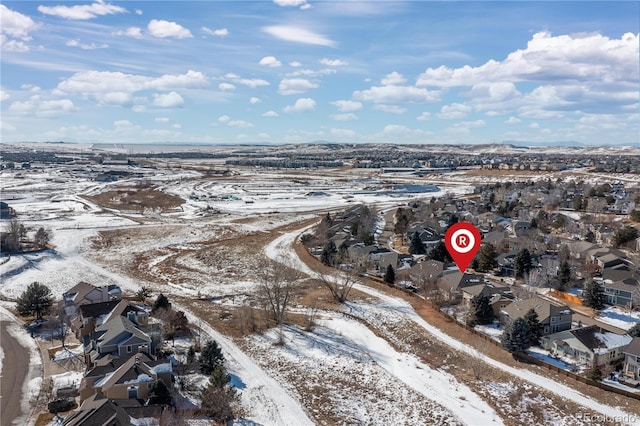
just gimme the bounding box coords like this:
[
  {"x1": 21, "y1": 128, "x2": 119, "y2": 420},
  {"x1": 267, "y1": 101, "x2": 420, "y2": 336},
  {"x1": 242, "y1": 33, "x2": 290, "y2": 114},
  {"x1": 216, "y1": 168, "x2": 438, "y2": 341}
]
[{"x1": 0, "y1": 1, "x2": 638, "y2": 146}]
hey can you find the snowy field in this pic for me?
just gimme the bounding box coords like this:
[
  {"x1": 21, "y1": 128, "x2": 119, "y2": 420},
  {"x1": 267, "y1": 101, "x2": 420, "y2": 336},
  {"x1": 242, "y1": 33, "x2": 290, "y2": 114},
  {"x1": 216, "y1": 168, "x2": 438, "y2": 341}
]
[{"x1": 2, "y1": 152, "x2": 640, "y2": 425}]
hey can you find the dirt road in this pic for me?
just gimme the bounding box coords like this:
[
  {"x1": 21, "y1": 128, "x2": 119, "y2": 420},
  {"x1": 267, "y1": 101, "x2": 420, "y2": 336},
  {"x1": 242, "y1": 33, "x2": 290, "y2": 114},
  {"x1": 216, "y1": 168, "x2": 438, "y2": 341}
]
[{"x1": 0, "y1": 321, "x2": 30, "y2": 426}]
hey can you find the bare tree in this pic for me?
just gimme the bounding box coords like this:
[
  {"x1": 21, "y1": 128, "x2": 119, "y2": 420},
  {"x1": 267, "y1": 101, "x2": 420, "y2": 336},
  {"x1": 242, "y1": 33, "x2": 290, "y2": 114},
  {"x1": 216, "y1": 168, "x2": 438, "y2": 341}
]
[
  {"x1": 257, "y1": 259, "x2": 302, "y2": 344},
  {"x1": 316, "y1": 268, "x2": 357, "y2": 303},
  {"x1": 35, "y1": 227, "x2": 50, "y2": 248},
  {"x1": 4, "y1": 218, "x2": 21, "y2": 252}
]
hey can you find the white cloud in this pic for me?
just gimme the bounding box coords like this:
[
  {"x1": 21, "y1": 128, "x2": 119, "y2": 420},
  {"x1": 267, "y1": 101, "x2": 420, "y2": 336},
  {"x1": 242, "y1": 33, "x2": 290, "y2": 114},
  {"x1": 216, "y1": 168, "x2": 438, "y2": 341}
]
[
  {"x1": 202, "y1": 27, "x2": 229, "y2": 37},
  {"x1": 54, "y1": 70, "x2": 207, "y2": 105},
  {"x1": 155, "y1": 117, "x2": 169, "y2": 123},
  {"x1": 218, "y1": 83, "x2": 236, "y2": 91},
  {"x1": 172, "y1": 123, "x2": 181, "y2": 129},
  {"x1": 153, "y1": 92, "x2": 184, "y2": 108},
  {"x1": 262, "y1": 110, "x2": 279, "y2": 117},
  {"x1": 249, "y1": 97, "x2": 261, "y2": 104},
  {"x1": 529, "y1": 122, "x2": 540, "y2": 129},
  {"x1": 1, "y1": 35, "x2": 29, "y2": 52},
  {"x1": 416, "y1": 112, "x2": 431, "y2": 121},
  {"x1": 259, "y1": 56, "x2": 282, "y2": 67},
  {"x1": 330, "y1": 128, "x2": 356, "y2": 138},
  {"x1": 330, "y1": 113, "x2": 358, "y2": 121},
  {"x1": 417, "y1": 32, "x2": 638, "y2": 87},
  {"x1": 228, "y1": 120, "x2": 253, "y2": 128},
  {"x1": 135, "y1": 9, "x2": 143, "y2": 15},
  {"x1": 114, "y1": 27, "x2": 142, "y2": 38},
  {"x1": 283, "y1": 97, "x2": 316, "y2": 113},
  {"x1": 437, "y1": 103, "x2": 472, "y2": 119},
  {"x1": 286, "y1": 68, "x2": 335, "y2": 78},
  {"x1": 65, "y1": 39, "x2": 108, "y2": 50},
  {"x1": 224, "y1": 74, "x2": 270, "y2": 88},
  {"x1": 300, "y1": 4, "x2": 312, "y2": 10},
  {"x1": 262, "y1": 25, "x2": 335, "y2": 47},
  {"x1": 353, "y1": 85, "x2": 438, "y2": 104},
  {"x1": 382, "y1": 124, "x2": 430, "y2": 137},
  {"x1": 132, "y1": 105, "x2": 145, "y2": 112},
  {"x1": 1, "y1": 121, "x2": 16, "y2": 132},
  {"x1": 381, "y1": 71, "x2": 407, "y2": 86},
  {"x1": 114, "y1": 119, "x2": 134, "y2": 129},
  {"x1": 1, "y1": 5, "x2": 37, "y2": 39},
  {"x1": 330, "y1": 100, "x2": 362, "y2": 112},
  {"x1": 0, "y1": 90, "x2": 9, "y2": 101},
  {"x1": 320, "y1": 58, "x2": 347, "y2": 66},
  {"x1": 278, "y1": 78, "x2": 318, "y2": 95},
  {"x1": 148, "y1": 20, "x2": 192, "y2": 39},
  {"x1": 451, "y1": 119, "x2": 486, "y2": 129},
  {"x1": 37, "y1": 1, "x2": 127, "y2": 20},
  {"x1": 505, "y1": 116, "x2": 521, "y2": 124},
  {"x1": 273, "y1": 0, "x2": 307, "y2": 6},
  {"x1": 9, "y1": 95, "x2": 75, "y2": 117},
  {"x1": 374, "y1": 104, "x2": 407, "y2": 114},
  {"x1": 218, "y1": 115, "x2": 230, "y2": 123},
  {"x1": 289, "y1": 61, "x2": 302, "y2": 67}
]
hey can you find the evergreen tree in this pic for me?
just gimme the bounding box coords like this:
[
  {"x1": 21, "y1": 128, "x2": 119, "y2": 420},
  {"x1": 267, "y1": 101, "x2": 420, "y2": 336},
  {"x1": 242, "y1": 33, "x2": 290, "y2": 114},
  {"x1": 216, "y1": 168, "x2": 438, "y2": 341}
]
[
  {"x1": 501, "y1": 318, "x2": 531, "y2": 353},
  {"x1": 429, "y1": 240, "x2": 452, "y2": 263},
  {"x1": 557, "y1": 260, "x2": 571, "y2": 291},
  {"x1": 524, "y1": 308, "x2": 543, "y2": 346},
  {"x1": 199, "y1": 374, "x2": 238, "y2": 423},
  {"x1": 408, "y1": 232, "x2": 426, "y2": 255},
  {"x1": 477, "y1": 243, "x2": 499, "y2": 272},
  {"x1": 586, "y1": 365, "x2": 602, "y2": 382},
  {"x1": 34, "y1": 227, "x2": 50, "y2": 247},
  {"x1": 383, "y1": 264, "x2": 395, "y2": 285},
  {"x1": 582, "y1": 280, "x2": 606, "y2": 311},
  {"x1": 469, "y1": 295, "x2": 494, "y2": 326},
  {"x1": 585, "y1": 230, "x2": 596, "y2": 243},
  {"x1": 628, "y1": 323, "x2": 640, "y2": 338},
  {"x1": 16, "y1": 282, "x2": 53, "y2": 319},
  {"x1": 152, "y1": 293, "x2": 170, "y2": 312},
  {"x1": 149, "y1": 380, "x2": 172, "y2": 405},
  {"x1": 200, "y1": 340, "x2": 225, "y2": 375},
  {"x1": 514, "y1": 248, "x2": 533, "y2": 279},
  {"x1": 320, "y1": 241, "x2": 337, "y2": 265}
]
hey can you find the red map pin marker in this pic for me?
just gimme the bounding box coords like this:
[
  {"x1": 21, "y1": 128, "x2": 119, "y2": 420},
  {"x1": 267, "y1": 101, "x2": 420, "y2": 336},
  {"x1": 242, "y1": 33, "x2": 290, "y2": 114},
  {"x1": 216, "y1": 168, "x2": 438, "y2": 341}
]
[{"x1": 445, "y1": 222, "x2": 482, "y2": 273}]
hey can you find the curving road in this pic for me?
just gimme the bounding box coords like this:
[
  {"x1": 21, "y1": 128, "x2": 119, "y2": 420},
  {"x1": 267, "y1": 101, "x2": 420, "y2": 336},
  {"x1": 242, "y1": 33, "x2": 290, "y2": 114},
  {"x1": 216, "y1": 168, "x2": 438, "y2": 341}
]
[{"x1": 0, "y1": 321, "x2": 30, "y2": 426}]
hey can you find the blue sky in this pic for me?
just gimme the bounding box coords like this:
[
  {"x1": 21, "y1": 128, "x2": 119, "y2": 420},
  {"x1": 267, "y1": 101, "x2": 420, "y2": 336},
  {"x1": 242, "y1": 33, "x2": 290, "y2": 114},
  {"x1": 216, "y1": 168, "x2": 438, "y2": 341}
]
[{"x1": 1, "y1": 1, "x2": 638, "y2": 145}]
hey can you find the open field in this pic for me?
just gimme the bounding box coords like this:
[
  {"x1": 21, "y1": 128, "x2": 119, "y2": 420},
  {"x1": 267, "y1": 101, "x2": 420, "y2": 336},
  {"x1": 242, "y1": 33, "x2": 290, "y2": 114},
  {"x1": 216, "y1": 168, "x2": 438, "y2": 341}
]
[{"x1": 1, "y1": 143, "x2": 640, "y2": 425}]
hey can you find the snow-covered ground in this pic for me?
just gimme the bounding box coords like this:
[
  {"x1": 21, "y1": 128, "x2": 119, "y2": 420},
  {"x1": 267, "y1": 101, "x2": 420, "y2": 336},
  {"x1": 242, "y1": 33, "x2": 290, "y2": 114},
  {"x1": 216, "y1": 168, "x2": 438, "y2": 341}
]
[
  {"x1": 598, "y1": 306, "x2": 640, "y2": 332},
  {"x1": 265, "y1": 228, "x2": 640, "y2": 424}
]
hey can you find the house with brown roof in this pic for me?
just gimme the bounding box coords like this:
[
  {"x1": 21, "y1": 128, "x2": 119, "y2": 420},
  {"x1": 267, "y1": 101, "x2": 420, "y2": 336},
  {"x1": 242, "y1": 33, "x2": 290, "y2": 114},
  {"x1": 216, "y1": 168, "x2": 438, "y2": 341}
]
[
  {"x1": 63, "y1": 282, "x2": 122, "y2": 317},
  {"x1": 73, "y1": 300, "x2": 148, "y2": 339},
  {"x1": 541, "y1": 325, "x2": 633, "y2": 368},
  {"x1": 461, "y1": 283, "x2": 515, "y2": 318},
  {"x1": 63, "y1": 393, "x2": 165, "y2": 426},
  {"x1": 500, "y1": 296, "x2": 573, "y2": 335},
  {"x1": 80, "y1": 353, "x2": 171, "y2": 402}
]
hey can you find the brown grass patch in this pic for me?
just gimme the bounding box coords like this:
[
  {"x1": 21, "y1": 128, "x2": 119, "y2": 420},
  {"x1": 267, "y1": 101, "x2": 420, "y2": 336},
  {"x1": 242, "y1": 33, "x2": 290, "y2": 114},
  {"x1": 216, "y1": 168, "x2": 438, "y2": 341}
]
[{"x1": 82, "y1": 185, "x2": 184, "y2": 213}]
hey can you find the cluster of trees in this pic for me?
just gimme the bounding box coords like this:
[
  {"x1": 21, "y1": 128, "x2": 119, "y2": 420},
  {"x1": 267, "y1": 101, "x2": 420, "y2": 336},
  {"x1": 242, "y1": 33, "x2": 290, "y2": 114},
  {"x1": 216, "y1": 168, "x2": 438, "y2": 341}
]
[
  {"x1": 2, "y1": 219, "x2": 51, "y2": 253},
  {"x1": 501, "y1": 308, "x2": 543, "y2": 353},
  {"x1": 198, "y1": 340, "x2": 239, "y2": 423}
]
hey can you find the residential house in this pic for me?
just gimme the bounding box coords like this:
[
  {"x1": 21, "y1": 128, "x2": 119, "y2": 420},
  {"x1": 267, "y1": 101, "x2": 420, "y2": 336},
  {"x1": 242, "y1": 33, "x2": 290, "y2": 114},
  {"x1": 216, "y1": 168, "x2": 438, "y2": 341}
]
[
  {"x1": 73, "y1": 300, "x2": 149, "y2": 339},
  {"x1": 603, "y1": 278, "x2": 640, "y2": 309},
  {"x1": 541, "y1": 325, "x2": 633, "y2": 368},
  {"x1": 409, "y1": 259, "x2": 444, "y2": 284},
  {"x1": 63, "y1": 394, "x2": 164, "y2": 426},
  {"x1": 85, "y1": 316, "x2": 152, "y2": 367},
  {"x1": 369, "y1": 248, "x2": 398, "y2": 272},
  {"x1": 63, "y1": 282, "x2": 122, "y2": 317},
  {"x1": 512, "y1": 220, "x2": 530, "y2": 237},
  {"x1": 80, "y1": 353, "x2": 171, "y2": 402},
  {"x1": 622, "y1": 337, "x2": 640, "y2": 383},
  {"x1": 437, "y1": 272, "x2": 485, "y2": 302},
  {"x1": 461, "y1": 283, "x2": 515, "y2": 318},
  {"x1": 500, "y1": 296, "x2": 572, "y2": 335}
]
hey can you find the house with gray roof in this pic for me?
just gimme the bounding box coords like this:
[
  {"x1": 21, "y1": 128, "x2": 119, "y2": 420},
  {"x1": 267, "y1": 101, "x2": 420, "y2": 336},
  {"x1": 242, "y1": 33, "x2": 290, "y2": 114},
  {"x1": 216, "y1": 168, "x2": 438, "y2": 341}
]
[
  {"x1": 84, "y1": 316, "x2": 152, "y2": 367},
  {"x1": 500, "y1": 296, "x2": 572, "y2": 335},
  {"x1": 622, "y1": 337, "x2": 640, "y2": 384},
  {"x1": 603, "y1": 278, "x2": 640, "y2": 309},
  {"x1": 541, "y1": 325, "x2": 633, "y2": 368}
]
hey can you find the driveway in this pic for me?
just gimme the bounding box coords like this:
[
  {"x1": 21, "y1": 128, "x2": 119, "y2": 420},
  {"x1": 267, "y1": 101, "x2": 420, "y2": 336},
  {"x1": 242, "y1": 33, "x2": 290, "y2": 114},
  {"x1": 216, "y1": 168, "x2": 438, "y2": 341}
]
[{"x1": 1, "y1": 321, "x2": 30, "y2": 426}]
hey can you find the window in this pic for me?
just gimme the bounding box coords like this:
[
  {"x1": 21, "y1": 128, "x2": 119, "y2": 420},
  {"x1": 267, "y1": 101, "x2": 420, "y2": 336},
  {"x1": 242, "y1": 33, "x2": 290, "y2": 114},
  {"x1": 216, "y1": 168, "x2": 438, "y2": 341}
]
[
  {"x1": 126, "y1": 345, "x2": 132, "y2": 353},
  {"x1": 550, "y1": 316, "x2": 556, "y2": 323},
  {"x1": 128, "y1": 386, "x2": 138, "y2": 399}
]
